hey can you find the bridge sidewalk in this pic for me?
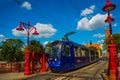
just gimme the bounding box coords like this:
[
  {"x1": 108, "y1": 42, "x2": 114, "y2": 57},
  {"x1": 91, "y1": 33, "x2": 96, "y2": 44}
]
[{"x1": 0, "y1": 71, "x2": 50, "y2": 80}]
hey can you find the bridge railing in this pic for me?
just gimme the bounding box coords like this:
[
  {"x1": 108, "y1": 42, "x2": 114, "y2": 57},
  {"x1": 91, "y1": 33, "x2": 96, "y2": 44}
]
[
  {"x1": 31, "y1": 52, "x2": 50, "y2": 74},
  {"x1": 0, "y1": 62, "x2": 24, "y2": 73}
]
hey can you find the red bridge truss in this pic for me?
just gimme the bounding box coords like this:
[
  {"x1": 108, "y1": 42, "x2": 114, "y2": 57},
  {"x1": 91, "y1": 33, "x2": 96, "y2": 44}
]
[{"x1": 31, "y1": 52, "x2": 50, "y2": 74}]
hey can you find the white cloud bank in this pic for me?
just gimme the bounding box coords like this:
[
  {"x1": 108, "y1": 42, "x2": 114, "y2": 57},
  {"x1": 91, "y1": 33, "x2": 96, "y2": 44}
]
[
  {"x1": 34, "y1": 23, "x2": 57, "y2": 38},
  {"x1": 12, "y1": 23, "x2": 57, "y2": 38},
  {"x1": 21, "y1": 1, "x2": 32, "y2": 10},
  {"x1": 77, "y1": 13, "x2": 107, "y2": 31},
  {"x1": 81, "y1": 5, "x2": 95, "y2": 16}
]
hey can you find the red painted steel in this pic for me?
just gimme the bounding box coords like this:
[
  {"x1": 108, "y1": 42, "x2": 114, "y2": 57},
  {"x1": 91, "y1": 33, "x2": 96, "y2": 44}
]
[
  {"x1": 102, "y1": 0, "x2": 118, "y2": 79},
  {"x1": 42, "y1": 53, "x2": 46, "y2": 72},
  {"x1": 24, "y1": 46, "x2": 30, "y2": 75},
  {"x1": 108, "y1": 44, "x2": 117, "y2": 80},
  {"x1": 16, "y1": 21, "x2": 39, "y2": 76},
  {"x1": 45, "y1": 54, "x2": 50, "y2": 71},
  {"x1": 32, "y1": 52, "x2": 49, "y2": 74}
]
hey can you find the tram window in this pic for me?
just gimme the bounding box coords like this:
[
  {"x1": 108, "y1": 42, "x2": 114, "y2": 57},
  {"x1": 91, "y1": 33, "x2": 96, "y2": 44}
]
[
  {"x1": 77, "y1": 47, "x2": 82, "y2": 57},
  {"x1": 65, "y1": 45, "x2": 71, "y2": 57},
  {"x1": 74, "y1": 47, "x2": 77, "y2": 57},
  {"x1": 61, "y1": 45, "x2": 66, "y2": 57},
  {"x1": 74, "y1": 46, "x2": 82, "y2": 57},
  {"x1": 81, "y1": 49, "x2": 85, "y2": 57},
  {"x1": 85, "y1": 50, "x2": 89, "y2": 57}
]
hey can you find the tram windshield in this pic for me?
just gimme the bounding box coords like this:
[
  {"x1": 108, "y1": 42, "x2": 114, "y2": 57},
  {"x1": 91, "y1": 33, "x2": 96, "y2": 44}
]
[{"x1": 50, "y1": 41, "x2": 61, "y2": 58}]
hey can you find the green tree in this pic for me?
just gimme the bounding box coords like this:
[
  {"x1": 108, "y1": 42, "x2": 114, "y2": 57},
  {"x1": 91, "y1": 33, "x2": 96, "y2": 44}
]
[
  {"x1": 103, "y1": 34, "x2": 120, "y2": 52},
  {"x1": 44, "y1": 42, "x2": 52, "y2": 53},
  {"x1": 29, "y1": 40, "x2": 44, "y2": 52},
  {"x1": 0, "y1": 38, "x2": 24, "y2": 62}
]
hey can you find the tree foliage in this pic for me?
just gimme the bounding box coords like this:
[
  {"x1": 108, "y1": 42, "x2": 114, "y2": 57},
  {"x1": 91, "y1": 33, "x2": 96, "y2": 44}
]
[
  {"x1": 29, "y1": 40, "x2": 44, "y2": 52},
  {"x1": 103, "y1": 34, "x2": 120, "y2": 52},
  {"x1": 44, "y1": 42, "x2": 52, "y2": 53},
  {"x1": 0, "y1": 38, "x2": 25, "y2": 62}
]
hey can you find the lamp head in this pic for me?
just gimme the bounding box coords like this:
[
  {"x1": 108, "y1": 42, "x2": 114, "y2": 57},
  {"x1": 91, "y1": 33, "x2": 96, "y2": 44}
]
[
  {"x1": 32, "y1": 28, "x2": 39, "y2": 35},
  {"x1": 102, "y1": 0, "x2": 116, "y2": 12},
  {"x1": 105, "y1": 13, "x2": 114, "y2": 23},
  {"x1": 16, "y1": 22, "x2": 24, "y2": 31}
]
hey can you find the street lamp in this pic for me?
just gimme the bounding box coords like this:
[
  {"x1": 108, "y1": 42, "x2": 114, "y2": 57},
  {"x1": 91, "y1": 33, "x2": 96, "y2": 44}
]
[
  {"x1": 16, "y1": 21, "x2": 39, "y2": 45},
  {"x1": 16, "y1": 21, "x2": 39, "y2": 75},
  {"x1": 102, "y1": 0, "x2": 117, "y2": 80},
  {"x1": 102, "y1": 0, "x2": 116, "y2": 44},
  {"x1": 102, "y1": 0, "x2": 116, "y2": 12}
]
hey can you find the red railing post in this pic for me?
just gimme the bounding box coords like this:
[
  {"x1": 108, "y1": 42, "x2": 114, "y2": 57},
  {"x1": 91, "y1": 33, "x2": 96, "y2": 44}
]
[
  {"x1": 42, "y1": 53, "x2": 46, "y2": 72},
  {"x1": 17, "y1": 63, "x2": 20, "y2": 72},
  {"x1": 32, "y1": 52, "x2": 35, "y2": 74},
  {"x1": 10, "y1": 63, "x2": 13, "y2": 72}
]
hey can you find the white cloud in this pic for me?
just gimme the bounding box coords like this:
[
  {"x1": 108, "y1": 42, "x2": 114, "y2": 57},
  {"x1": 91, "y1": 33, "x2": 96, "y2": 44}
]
[
  {"x1": 12, "y1": 23, "x2": 57, "y2": 38},
  {"x1": 43, "y1": 41, "x2": 49, "y2": 46},
  {"x1": 34, "y1": 23, "x2": 57, "y2": 38},
  {"x1": 21, "y1": 1, "x2": 32, "y2": 10},
  {"x1": 77, "y1": 17, "x2": 90, "y2": 30},
  {"x1": 97, "y1": 39, "x2": 104, "y2": 44},
  {"x1": 81, "y1": 5, "x2": 95, "y2": 16},
  {"x1": 12, "y1": 29, "x2": 26, "y2": 36},
  {"x1": 0, "y1": 34, "x2": 5, "y2": 42},
  {"x1": 113, "y1": 23, "x2": 117, "y2": 27},
  {"x1": 77, "y1": 13, "x2": 107, "y2": 31},
  {"x1": 93, "y1": 33, "x2": 105, "y2": 38}
]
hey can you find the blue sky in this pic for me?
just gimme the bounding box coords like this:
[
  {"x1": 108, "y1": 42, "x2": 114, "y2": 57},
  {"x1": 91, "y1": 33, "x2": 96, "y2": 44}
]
[{"x1": 0, "y1": 0, "x2": 120, "y2": 46}]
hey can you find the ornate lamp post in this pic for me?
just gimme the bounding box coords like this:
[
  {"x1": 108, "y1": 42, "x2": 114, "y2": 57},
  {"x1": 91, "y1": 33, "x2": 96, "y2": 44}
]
[
  {"x1": 102, "y1": 0, "x2": 117, "y2": 80},
  {"x1": 16, "y1": 21, "x2": 39, "y2": 75}
]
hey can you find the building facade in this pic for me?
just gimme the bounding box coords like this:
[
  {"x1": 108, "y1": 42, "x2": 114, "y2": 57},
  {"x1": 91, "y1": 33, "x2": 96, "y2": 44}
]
[{"x1": 85, "y1": 44, "x2": 101, "y2": 58}]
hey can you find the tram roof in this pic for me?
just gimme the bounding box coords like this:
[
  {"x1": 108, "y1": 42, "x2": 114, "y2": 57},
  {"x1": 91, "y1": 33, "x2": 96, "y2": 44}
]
[{"x1": 52, "y1": 40, "x2": 88, "y2": 50}]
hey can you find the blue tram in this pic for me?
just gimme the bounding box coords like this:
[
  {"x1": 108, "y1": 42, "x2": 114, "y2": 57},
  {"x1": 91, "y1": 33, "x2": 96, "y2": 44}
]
[{"x1": 49, "y1": 40, "x2": 99, "y2": 72}]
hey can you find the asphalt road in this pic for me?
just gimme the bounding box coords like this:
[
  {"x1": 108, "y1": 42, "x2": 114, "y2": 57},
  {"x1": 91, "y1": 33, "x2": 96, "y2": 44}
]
[{"x1": 24, "y1": 61, "x2": 108, "y2": 80}]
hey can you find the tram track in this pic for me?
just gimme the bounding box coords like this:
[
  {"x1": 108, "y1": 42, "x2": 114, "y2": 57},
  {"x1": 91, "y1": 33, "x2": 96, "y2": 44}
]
[
  {"x1": 24, "y1": 61, "x2": 108, "y2": 80},
  {"x1": 91, "y1": 61, "x2": 107, "y2": 80},
  {"x1": 50, "y1": 61, "x2": 108, "y2": 80}
]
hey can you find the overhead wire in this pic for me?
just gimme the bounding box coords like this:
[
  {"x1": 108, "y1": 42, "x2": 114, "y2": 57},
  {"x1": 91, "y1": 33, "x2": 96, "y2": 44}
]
[
  {"x1": 13, "y1": 0, "x2": 95, "y2": 44},
  {"x1": 69, "y1": 0, "x2": 80, "y2": 16},
  {"x1": 1, "y1": 0, "x2": 102, "y2": 44},
  {"x1": 31, "y1": 6, "x2": 82, "y2": 41},
  {"x1": 70, "y1": 0, "x2": 119, "y2": 44},
  {"x1": 14, "y1": 0, "x2": 67, "y2": 33},
  {"x1": 14, "y1": 0, "x2": 80, "y2": 42},
  {"x1": 13, "y1": 0, "x2": 82, "y2": 41},
  {"x1": 72, "y1": 0, "x2": 108, "y2": 44},
  {"x1": 70, "y1": 0, "x2": 91, "y2": 43},
  {"x1": 13, "y1": 0, "x2": 66, "y2": 39}
]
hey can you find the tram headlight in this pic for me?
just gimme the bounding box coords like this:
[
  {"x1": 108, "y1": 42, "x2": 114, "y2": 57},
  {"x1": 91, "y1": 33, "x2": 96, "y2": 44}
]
[{"x1": 54, "y1": 57, "x2": 58, "y2": 61}]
